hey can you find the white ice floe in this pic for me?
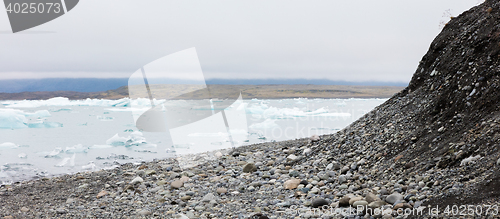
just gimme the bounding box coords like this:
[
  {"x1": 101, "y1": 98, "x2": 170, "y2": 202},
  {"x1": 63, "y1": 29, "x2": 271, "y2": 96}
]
[
  {"x1": 1, "y1": 97, "x2": 164, "y2": 109},
  {"x1": 249, "y1": 119, "x2": 279, "y2": 130},
  {"x1": 0, "y1": 109, "x2": 56, "y2": 129},
  {"x1": 56, "y1": 153, "x2": 75, "y2": 167},
  {"x1": 106, "y1": 134, "x2": 130, "y2": 146},
  {"x1": 82, "y1": 161, "x2": 97, "y2": 170},
  {"x1": 65, "y1": 144, "x2": 88, "y2": 153},
  {"x1": 0, "y1": 142, "x2": 18, "y2": 149},
  {"x1": 105, "y1": 132, "x2": 148, "y2": 147},
  {"x1": 43, "y1": 148, "x2": 63, "y2": 158},
  {"x1": 89, "y1": 145, "x2": 113, "y2": 149},
  {"x1": 245, "y1": 104, "x2": 350, "y2": 119}
]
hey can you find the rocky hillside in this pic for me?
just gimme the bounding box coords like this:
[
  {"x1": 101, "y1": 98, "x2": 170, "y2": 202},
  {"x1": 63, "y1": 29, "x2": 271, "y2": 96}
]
[{"x1": 295, "y1": 0, "x2": 500, "y2": 212}]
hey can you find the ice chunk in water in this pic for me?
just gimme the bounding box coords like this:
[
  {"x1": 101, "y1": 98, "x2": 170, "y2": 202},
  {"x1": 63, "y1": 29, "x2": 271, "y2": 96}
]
[
  {"x1": 18, "y1": 153, "x2": 27, "y2": 159},
  {"x1": 82, "y1": 161, "x2": 97, "y2": 171},
  {"x1": 106, "y1": 134, "x2": 129, "y2": 146},
  {"x1": 44, "y1": 148, "x2": 62, "y2": 158},
  {"x1": 65, "y1": 144, "x2": 88, "y2": 153},
  {"x1": 249, "y1": 119, "x2": 279, "y2": 129},
  {"x1": 27, "y1": 121, "x2": 63, "y2": 128},
  {"x1": 0, "y1": 109, "x2": 28, "y2": 129},
  {"x1": 0, "y1": 142, "x2": 18, "y2": 149},
  {"x1": 89, "y1": 145, "x2": 113, "y2": 149},
  {"x1": 56, "y1": 153, "x2": 75, "y2": 167},
  {"x1": 0, "y1": 109, "x2": 57, "y2": 129}
]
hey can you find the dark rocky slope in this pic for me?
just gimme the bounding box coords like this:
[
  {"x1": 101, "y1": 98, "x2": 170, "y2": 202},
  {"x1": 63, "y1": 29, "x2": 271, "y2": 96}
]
[{"x1": 297, "y1": 0, "x2": 500, "y2": 211}]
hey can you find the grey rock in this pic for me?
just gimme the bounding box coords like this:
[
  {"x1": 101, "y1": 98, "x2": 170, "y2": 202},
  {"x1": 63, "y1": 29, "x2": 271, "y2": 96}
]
[
  {"x1": 365, "y1": 192, "x2": 380, "y2": 203},
  {"x1": 311, "y1": 198, "x2": 329, "y2": 208},
  {"x1": 368, "y1": 200, "x2": 386, "y2": 208},
  {"x1": 130, "y1": 176, "x2": 144, "y2": 185},
  {"x1": 243, "y1": 163, "x2": 257, "y2": 173},
  {"x1": 339, "y1": 197, "x2": 350, "y2": 207},
  {"x1": 338, "y1": 175, "x2": 347, "y2": 184},
  {"x1": 385, "y1": 193, "x2": 404, "y2": 204},
  {"x1": 138, "y1": 209, "x2": 151, "y2": 216},
  {"x1": 310, "y1": 135, "x2": 320, "y2": 142},
  {"x1": 352, "y1": 200, "x2": 368, "y2": 207}
]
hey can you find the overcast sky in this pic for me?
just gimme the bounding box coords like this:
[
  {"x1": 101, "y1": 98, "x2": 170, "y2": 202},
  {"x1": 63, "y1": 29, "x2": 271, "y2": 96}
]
[{"x1": 0, "y1": 0, "x2": 483, "y2": 83}]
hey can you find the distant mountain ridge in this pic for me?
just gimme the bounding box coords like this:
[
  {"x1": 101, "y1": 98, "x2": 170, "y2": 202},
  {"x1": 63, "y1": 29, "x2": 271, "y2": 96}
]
[
  {"x1": 0, "y1": 84, "x2": 404, "y2": 100},
  {"x1": 0, "y1": 78, "x2": 408, "y2": 93}
]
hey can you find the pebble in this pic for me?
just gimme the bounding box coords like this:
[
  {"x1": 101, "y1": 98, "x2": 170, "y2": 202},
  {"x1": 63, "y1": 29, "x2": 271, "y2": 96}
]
[
  {"x1": 338, "y1": 175, "x2": 347, "y2": 184},
  {"x1": 310, "y1": 135, "x2": 320, "y2": 142},
  {"x1": 352, "y1": 200, "x2": 368, "y2": 207},
  {"x1": 385, "y1": 193, "x2": 404, "y2": 204},
  {"x1": 216, "y1": 188, "x2": 227, "y2": 194},
  {"x1": 287, "y1": 154, "x2": 298, "y2": 161},
  {"x1": 311, "y1": 198, "x2": 329, "y2": 208},
  {"x1": 368, "y1": 200, "x2": 386, "y2": 208},
  {"x1": 96, "y1": 190, "x2": 108, "y2": 198},
  {"x1": 365, "y1": 192, "x2": 379, "y2": 203},
  {"x1": 339, "y1": 196, "x2": 350, "y2": 207},
  {"x1": 180, "y1": 195, "x2": 191, "y2": 201},
  {"x1": 130, "y1": 177, "x2": 144, "y2": 185},
  {"x1": 202, "y1": 193, "x2": 216, "y2": 202},
  {"x1": 284, "y1": 178, "x2": 301, "y2": 189},
  {"x1": 171, "y1": 180, "x2": 184, "y2": 189},
  {"x1": 303, "y1": 148, "x2": 312, "y2": 155},
  {"x1": 243, "y1": 163, "x2": 257, "y2": 173},
  {"x1": 138, "y1": 209, "x2": 151, "y2": 216}
]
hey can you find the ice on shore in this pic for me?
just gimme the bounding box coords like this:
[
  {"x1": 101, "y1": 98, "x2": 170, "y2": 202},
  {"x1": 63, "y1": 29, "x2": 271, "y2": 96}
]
[{"x1": 460, "y1": 155, "x2": 481, "y2": 166}]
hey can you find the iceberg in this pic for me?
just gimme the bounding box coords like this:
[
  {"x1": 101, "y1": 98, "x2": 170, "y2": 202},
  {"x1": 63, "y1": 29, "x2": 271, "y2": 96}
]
[
  {"x1": 0, "y1": 109, "x2": 57, "y2": 129},
  {"x1": 2, "y1": 97, "x2": 160, "y2": 109},
  {"x1": 27, "y1": 121, "x2": 63, "y2": 128},
  {"x1": 43, "y1": 148, "x2": 63, "y2": 158},
  {"x1": 0, "y1": 109, "x2": 28, "y2": 129},
  {"x1": 0, "y1": 142, "x2": 18, "y2": 149},
  {"x1": 105, "y1": 132, "x2": 147, "y2": 147},
  {"x1": 56, "y1": 153, "x2": 75, "y2": 167},
  {"x1": 106, "y1": 134, "x2": 129, "y2": 146},
  {"x1": 65, "y1": 144, "x2": 88, "y2": 153},
  {"x1": 249, "y1": 119, "x2": 279, "y2": 130}
]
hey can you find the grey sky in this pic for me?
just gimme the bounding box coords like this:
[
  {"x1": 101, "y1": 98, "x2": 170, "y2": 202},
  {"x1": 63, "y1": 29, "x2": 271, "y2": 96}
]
[{"x1": 0, "y1": 0, "x2": 483, "y2": 83}]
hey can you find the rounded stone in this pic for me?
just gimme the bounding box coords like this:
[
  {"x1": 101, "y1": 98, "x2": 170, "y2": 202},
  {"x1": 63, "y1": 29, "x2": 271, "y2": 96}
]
[
  {"x1": 243, "y1": 163, "x2": 257, "y2": 173},
  {"x1": 311, "y1": 198, "x2": 329, "y2": 208}
]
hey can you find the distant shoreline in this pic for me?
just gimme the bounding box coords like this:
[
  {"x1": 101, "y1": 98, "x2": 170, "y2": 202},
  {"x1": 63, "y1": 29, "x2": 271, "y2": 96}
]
[{"x1": 0, "y1": 84, "x2": 404, "y2": 100}]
